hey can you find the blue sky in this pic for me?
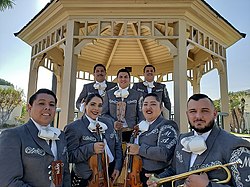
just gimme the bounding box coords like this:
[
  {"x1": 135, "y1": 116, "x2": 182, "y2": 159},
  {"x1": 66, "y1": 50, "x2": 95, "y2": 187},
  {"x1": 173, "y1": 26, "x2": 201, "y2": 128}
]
[{"x1": 0, "y1": 0, "x2": 249, "y2": 101}]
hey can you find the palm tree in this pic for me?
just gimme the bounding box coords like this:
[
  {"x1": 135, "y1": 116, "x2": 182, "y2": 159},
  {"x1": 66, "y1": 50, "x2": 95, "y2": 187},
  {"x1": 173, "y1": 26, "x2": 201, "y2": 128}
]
[
  {"x1": 0, "y1": 0, "x2": 15, "y2": 11},
  {"x1": 213, "y1": 91, "x2": 249, "y2": 133}
]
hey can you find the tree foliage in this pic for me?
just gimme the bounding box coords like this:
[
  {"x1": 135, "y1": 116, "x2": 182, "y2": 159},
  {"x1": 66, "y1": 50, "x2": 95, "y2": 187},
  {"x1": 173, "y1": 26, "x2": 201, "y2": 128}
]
[
  {"x1": 228, "y1": 91, "x2": 248, "y2": 110},
  {"x1": 0, "y1": 78, "x2": 14, "y2": 87},
  {"x1": 0, "y1": 87, "x2": 23, "y2": 126},
  {"x1": 0, "y1": 0, "x2": 15, "y2": 11},
  {"x1": 213, "y1": 91, "x2": 249, "y2": 111},
  {"x1": 214, "y1": 91, "x2": 249, "y2": 133}
]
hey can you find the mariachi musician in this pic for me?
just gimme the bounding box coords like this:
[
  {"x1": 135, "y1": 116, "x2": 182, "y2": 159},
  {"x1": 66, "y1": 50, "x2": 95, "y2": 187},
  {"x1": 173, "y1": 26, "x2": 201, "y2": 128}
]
[
  {"x1": 127, "y1": 93, "x2": 179, "y2": 186},
  {"x1": 102, "y1": 68, "x2": 144, "y2": 142},
  {"x1": 147, "y1": 94, "x2": 250, "y2": 187},
  {"x1": 132, "y1": 64, "x2": 172, "y2": 119},
  {"x1": 64, "y1": 93, "x2": 123, "y2": 186},
  {"x1": 0, "y1": 89, "x2": 71, "y2": 187},
  {"x1": 76, "y1": 63, "x2": 116, "y2": 112}
]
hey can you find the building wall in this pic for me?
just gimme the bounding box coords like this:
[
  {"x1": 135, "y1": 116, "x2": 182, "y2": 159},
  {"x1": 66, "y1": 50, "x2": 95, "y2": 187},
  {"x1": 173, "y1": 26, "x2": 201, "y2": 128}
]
[
  {"x1": 244, "y1": 96, "x2": 250, "y2": 132},
  {"x1": 244, "y1": 96, "x2": 250, "y2": 113}
]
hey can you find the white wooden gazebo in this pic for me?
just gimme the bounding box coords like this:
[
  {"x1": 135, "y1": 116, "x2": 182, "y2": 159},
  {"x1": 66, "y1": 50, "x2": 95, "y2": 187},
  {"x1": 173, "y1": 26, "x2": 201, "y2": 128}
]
[{"x1": 15, "y1": 0, "x2": 245, "y2": 132}]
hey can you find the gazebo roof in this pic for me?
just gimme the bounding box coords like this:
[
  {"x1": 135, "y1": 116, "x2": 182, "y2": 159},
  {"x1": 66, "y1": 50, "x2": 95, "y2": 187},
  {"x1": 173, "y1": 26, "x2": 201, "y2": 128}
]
[
  {"x1": 15, "y1": 0, "x2": 245, "y2": 42},
  {"x1": 15, "y1": 0, "x2": 245, "y2": 78}
]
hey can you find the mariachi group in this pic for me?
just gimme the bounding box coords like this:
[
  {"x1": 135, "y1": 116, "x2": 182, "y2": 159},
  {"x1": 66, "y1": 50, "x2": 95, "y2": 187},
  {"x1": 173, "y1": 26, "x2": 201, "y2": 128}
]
[
  {"x1": 68, "y1": 64, "x2": 175, "y2": 187},
  {"x1": 0, "y1": 63, "x2": 249, "y2": 187}
]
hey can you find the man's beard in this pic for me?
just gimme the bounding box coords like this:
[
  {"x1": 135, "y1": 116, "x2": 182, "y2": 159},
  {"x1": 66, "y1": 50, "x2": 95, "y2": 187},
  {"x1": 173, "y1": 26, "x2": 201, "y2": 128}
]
[{"x1": 189, "y1": 119, "x2": 215, "y2": 133}]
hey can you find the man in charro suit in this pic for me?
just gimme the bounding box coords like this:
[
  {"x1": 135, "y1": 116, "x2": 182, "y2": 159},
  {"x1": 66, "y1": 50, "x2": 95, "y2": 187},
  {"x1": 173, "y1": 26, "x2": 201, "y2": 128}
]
[
  {"x1": 147, "y1": 93, "x2": 250, "y2": 187},
  {"x1": 76, "y1": 63, "x2": 116, "y2": 111},
  {"x1": 0, "y1": 88, "x2": 70, "y2": 187},
  {"x1": 102, "y1": 68, "x2": 144, "y2": 142},
  {"x1": 132, "y1": 64, "x2": 171, "y2": 119}
]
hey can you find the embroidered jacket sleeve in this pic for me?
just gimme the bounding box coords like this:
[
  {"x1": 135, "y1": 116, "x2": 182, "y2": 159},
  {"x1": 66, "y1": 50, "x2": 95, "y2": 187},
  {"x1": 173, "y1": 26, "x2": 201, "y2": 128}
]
[
  {"x1": 203, "y1": 133, "x2": 250, "y2": 187},
  {"x1": 0, "y1": 129, "x2": 32, "y2": 187},
  {"x1": 162, "y1": 84, "x2": 171, "y2": 112},
  {"x1": 59, "y1": 133, "x2": 71, "y2": 187},
  {"x1": 102, "y1": 92, "x2": 115, "y2": 121},
  {"x1": 156, "y1": 134, "x2": 181, "y2": 180},
  {"x1": 76, "y1": 84, "x2": 88, "y2": 110},
  {"x1": 203, "y1": 144, "x2": 250, "y2": 187},
  {"x1": 64, "y1": 123, "x2": 95, "y2": 163},
  {"x1": 137, "y1": 94, "x2": 144, "y2": 123},
  {"x1": 131, "y1": 83, "x2": 138, "y2": 91},
  {"x1": 222, "y1": 139, "x2": 250, "y2": 187},
  {"x1": 139, "y1": 121, "x2": 179, "y2": 162}
]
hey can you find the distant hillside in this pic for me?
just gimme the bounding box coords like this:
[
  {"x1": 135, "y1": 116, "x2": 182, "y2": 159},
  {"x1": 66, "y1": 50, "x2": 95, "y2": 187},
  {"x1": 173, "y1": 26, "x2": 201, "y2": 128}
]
[
  {"x1": 0, "y1": 78, "x2": 14, "y2": 87},
  {"x1": 231, "y1": 89, "x2": 250, "y2": 94}
]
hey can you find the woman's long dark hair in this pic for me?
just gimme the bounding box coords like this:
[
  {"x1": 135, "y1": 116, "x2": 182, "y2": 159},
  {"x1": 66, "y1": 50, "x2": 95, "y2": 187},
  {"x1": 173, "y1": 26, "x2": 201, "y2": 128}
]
[{"x1": 85, "y1": 93, "x2": 103, "y2": 105}]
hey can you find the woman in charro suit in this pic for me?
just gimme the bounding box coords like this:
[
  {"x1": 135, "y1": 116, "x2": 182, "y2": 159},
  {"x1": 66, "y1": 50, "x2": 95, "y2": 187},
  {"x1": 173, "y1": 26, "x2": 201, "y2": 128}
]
[
  {"x1": 64, "y1": 93, "x2": 123, "y2": 186},
  {"x1": 127, "y1": 93, "x2": 179, "y2": 186}
]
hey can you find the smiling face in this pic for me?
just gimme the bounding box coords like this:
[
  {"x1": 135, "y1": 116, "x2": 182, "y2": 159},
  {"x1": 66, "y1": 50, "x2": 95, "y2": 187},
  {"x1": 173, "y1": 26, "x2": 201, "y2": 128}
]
[
  {"x1": 27, "y1": 93, "x2": 56, "y2": 126},
  {"x1": 187, "y1": 98, "x2": 217, "y2": 134},
  {"x1": 142, "y1": 96, "x2": 162, "y2": 122},
  {"x1": 117, "y1": 71, "x2": 130, "y2": 89},
  {"x1": 94, "y1": 66, "x2": 106, "y2": 82},
  {"x1": 144, "y1": 66, "x2": 155, "y2": 82},
  {"x1": 85, "y1": 96, "x2": 103, "y2": 120}
]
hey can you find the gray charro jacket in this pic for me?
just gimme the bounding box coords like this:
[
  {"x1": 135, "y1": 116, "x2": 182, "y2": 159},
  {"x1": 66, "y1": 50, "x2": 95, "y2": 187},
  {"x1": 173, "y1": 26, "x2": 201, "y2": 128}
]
[
  {"x1": 0, "y1": 119, "x2": 71, "y2": 187},
  {"x1": 76, "y1": 81, "x2": 116, "y2": 110},
  {"x1": 159, "y1": 124, "x2": 250, "y2": 187},
  {"x1": 64, "y1": 116, "x2": 123, "y2": 179},
  {"x1": 132, "y1": 81, "x2": 171, "y2": 112},
  {"x1": 138, "y1": 116, "x2": 179, "y2": 171},
  {"x1": 102, "y1": 86, "x2": 144, "y2": 129}
]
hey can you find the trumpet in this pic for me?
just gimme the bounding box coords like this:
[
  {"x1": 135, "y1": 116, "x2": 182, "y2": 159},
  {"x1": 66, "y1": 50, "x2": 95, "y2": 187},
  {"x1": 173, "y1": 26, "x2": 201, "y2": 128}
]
[{"x1": 149, "y1": 160, "x2": 241, "y2": 187}]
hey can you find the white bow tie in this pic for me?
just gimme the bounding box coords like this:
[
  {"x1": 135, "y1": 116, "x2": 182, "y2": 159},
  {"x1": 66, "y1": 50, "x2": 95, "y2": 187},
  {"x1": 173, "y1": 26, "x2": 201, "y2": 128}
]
[
  {"x1": 114, "y1": 89, "x2": 129, "y2": 99},
  {"x1": 134, "y1": 121, "x2": 150, "y2": 145},
  {"x1": 138, "y1": 120, "x2": 150, "y2": 133},
  {"x1": 93, "y1": 82, "x2": 107, "y2": 90},
  {"x1": 181, "y1": 135, "x2": 207, "y2": 155},
  {"x1": 143, "y1": 81, "x2": 155, "y2": 88},
  {"x1": 38, "y1": 126, "x2": 61, "y2": 141},
  {"x1": 88, "y1": 121, "x2": 108, "y2": 132},
  {"x1": 87, "y1": 120, "x2": 113, "y2": 162}
]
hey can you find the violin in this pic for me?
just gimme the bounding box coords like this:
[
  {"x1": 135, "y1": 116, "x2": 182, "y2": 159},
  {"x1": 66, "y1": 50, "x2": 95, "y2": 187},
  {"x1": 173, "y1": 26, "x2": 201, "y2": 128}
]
[
  {"x1": 124, "y1": 126, "x2": 143, "y2": 187},
  {"x1": 88, "y1": 123, "x2": 113, "y2": 187}
]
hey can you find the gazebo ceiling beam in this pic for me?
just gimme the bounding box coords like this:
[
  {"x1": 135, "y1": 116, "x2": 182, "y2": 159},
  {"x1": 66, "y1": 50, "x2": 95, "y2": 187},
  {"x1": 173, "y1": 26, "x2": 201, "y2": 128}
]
[
  {"x1": 131, "y1": 23, "x2": 150, "y2": 66},
  {"x1": 105, "y1": 23, "x2": 124, "y2": 71}
]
